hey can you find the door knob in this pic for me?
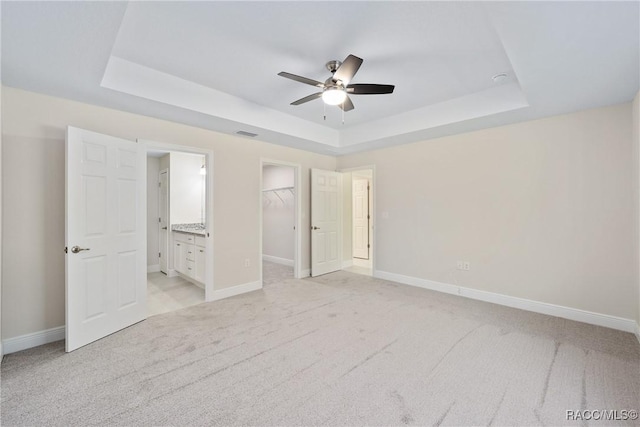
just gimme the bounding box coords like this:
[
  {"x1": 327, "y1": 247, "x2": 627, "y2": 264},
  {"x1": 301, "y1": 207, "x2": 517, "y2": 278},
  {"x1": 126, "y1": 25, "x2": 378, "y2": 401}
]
[
  {"x1": 70, "y1": 246, "x2": 90, "y2": 254},
  {"x1": 312, "y1": 226, "x2": 320, "y2": 230},
  {"x1": 161, "y1": 227, "x2": 167, "y2": 230}
]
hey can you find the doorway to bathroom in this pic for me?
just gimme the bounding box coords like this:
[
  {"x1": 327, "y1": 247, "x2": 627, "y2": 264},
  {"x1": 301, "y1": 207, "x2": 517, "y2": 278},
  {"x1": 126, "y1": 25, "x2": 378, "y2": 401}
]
[{"x1": 145, "y1": 143, "x2": 214, "y2": 316}]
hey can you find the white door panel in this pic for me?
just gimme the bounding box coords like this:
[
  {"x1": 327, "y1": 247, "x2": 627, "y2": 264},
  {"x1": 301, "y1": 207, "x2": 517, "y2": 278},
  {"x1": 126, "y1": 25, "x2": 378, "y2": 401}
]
[
  {"x1": 158, "y1": 170, "x2": 168, "y2": 273},
  {"x1": 311, "y1": 169, "x2": 342, "y2": 276},
  {"x1": 353, "y1": 178, "x2": 370, "y2": 259},
  {"x1": 66, "y1": 126, "x2": 146, "y2": 352}
]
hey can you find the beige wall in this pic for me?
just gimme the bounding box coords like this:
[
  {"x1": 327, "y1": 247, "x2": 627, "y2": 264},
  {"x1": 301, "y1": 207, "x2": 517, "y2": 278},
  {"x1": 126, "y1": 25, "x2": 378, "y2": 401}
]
[
  {"x1": 338, "y1": 103, "x2": 637, "y2": 321},
  {"x1": 1, "y1": 87, "x2": 335, "y2": 339},
  {"x1": 2, "y1": 85, "x2": 638, "y2": 340},
  {"x1": 633, "y1": 91, "x2": 640, "y2": 325}
]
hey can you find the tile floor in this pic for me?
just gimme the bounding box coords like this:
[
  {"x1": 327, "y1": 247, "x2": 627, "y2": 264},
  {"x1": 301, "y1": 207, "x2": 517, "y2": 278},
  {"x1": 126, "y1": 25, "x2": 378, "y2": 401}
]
[
  {"x1": 342, "y1": 264, "x2": 372, "y2": 276},
  {"x1": 147, "y1": 272, "x2": 205, "y2": 317}
]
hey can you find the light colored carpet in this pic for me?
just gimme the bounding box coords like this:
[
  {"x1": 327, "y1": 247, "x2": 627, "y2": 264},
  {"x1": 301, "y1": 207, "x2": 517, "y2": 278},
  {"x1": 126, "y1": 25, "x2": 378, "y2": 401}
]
[
  {"x1": 262, "y1": 260, "x2": 294, "y2": 286},
  {"x1": 2, "y1": 264, "x2": 639, "y2": 426}
]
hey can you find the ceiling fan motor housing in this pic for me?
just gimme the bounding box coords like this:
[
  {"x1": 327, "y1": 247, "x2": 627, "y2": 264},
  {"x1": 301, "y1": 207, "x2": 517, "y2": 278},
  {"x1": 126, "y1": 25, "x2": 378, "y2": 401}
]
[{"x1": 326, "y1": 60, "x2": 342, "y2": 74}]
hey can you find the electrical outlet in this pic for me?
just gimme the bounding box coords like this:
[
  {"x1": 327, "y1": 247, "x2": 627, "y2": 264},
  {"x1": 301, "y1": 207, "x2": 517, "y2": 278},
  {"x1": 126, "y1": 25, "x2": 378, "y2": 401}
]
[
  {"x1": 244, "y1": 258, "x2": 250, "y2": 268},
  {"x1": 456, "y1": 260, "x2": 464, "y2": 270},
  {"x1": 463, "y1": 261, "x2": 470, "y2": 271}
]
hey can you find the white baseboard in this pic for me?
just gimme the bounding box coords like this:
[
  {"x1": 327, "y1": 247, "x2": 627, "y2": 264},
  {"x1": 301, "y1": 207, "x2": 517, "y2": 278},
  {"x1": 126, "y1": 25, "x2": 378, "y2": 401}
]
[
  {"x1": 147, "y1": 264, "x2": 160, "y2": 273},
  {"x1": 299, "y1": 269, "x2": 311, "y2": 278},
  {"x1": 342, "y1": 260, "x2": 353, "y2": 269},
  {"x1": 166, "y1": 269, "x2": 178, "y2": 278},
  {"x1": 635, "y1": 322, "x2": 640, "y2": 345},
  {"x1": 2, "y1": 326, "x2": 65, "y2": 355},
  {"x1": 208, "y1": 280, "x2": 262, "y2": 302},
  {"x1": 262, "y1": 255, "x2": 294, "y2": 267},
  {"x1": 375, "y1": 270, "x2": 638, "y2": 334}
]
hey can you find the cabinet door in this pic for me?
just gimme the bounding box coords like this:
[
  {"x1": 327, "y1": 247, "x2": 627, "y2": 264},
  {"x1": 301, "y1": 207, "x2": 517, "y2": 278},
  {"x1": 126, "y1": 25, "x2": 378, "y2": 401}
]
[
  {"x1": 174, "y1": 241, "x2": 185, "y2": 273},
  {"x1": 195, "y1": 246, "x2": 206, "y2": 283}
]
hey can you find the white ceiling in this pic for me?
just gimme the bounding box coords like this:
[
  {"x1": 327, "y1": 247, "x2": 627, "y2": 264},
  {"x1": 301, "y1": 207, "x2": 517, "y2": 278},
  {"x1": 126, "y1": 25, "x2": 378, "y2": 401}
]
[{"x1": 2, "y1": 1, "x2": 638, "y2": 155}]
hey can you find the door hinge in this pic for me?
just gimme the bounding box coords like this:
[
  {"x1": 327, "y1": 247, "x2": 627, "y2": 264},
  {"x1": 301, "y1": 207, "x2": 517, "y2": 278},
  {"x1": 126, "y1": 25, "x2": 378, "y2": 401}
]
[
  {"x1": 367, "y1": 244, "x2": 370, "y2": 248},
  {"x1": 158, "y1": 182, "x2": 161, "y2": 187},
  {"x1": 64, "y1": 246, "x2": 68, "y2": 253},
  {"x1": 367, "y1": 215, "x2": 370, "y2": 219},
  {"x1": 159, "y1": 252, "x2": 161, "y2": 258},
  {"x1": 367, "y1": 185, "x2": 370, "y2": 190},
  {"x1": 158, "y1": 217, "x2": 161, "y2": 223}
]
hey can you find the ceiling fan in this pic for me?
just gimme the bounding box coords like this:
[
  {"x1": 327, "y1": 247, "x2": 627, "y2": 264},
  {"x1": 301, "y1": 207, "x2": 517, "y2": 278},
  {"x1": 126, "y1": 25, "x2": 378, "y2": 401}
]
[{"x1": 278, "y1": 54, "x2": 395, "y2": 111}]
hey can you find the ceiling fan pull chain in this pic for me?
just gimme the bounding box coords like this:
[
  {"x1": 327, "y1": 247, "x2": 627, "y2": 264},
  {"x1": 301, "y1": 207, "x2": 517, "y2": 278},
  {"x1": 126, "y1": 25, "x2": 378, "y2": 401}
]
[
  {"x1": 323, "y1": 102, "x2": 326, "y2": 121},
  {"x1": 342, "y1": 103, "x2": 345, "y2": 125}
]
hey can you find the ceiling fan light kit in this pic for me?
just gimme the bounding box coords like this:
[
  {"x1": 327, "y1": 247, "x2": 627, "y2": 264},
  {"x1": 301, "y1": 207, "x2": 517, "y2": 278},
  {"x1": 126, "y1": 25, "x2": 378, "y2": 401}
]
[
  {"x1": 322, "y1": 87, "x2": 347, "y2": 105},
  {"x1": 278, "y1": 54, "x2": 395, "y2": 114}
]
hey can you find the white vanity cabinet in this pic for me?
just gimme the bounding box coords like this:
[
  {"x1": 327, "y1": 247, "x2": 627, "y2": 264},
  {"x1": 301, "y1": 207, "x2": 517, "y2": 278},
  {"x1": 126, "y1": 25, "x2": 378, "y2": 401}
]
[{"x1": 173, "y1": 231, "x2": 206, "y2": 284}]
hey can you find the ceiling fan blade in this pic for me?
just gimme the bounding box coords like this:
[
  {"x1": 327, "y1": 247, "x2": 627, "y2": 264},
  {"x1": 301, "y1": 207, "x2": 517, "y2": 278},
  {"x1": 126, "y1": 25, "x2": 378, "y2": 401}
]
[
  {"x1": 338, "y1": 95, "x2": 355, "y2": 112},
  {"x1": 278, "y1": 72, "x2": 324, "y2": 88},
  {"x1": 291, "y1": 92, "x2": 323, "y2": 105},
  {"x1": 346, "y1": 84, "x2": 395, "y2": 95},
  {"x1": 333, "y1": 54, "x2": 363, "y2": 85}
]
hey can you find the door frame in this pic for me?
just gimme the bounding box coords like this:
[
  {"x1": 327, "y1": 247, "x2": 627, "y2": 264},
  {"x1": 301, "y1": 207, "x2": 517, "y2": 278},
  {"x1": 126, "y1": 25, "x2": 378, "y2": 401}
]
[
  {"x1": 259, "y1": 159, "x2": 302, "y2": 280},
  {"x1": 338, "y1": 165, "x2": 377, "y2": 276},
  {"x1": 139, "y1": 139, "x2": 215, "y2": 301}
]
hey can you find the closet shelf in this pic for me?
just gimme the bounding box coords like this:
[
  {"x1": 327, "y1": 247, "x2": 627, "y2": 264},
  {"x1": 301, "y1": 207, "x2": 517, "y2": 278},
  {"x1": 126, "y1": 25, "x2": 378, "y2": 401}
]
[
  {"x1": 262, "y1": 186, "x2": 294, "y2": 204},
  {"x1": 262, "y1": 186, "x2": 294, "y2": 193}
]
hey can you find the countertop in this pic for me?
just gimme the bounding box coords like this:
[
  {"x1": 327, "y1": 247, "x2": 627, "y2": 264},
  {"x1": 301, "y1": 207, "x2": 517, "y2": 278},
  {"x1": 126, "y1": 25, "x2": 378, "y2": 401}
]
[{"x1": 171, "y1": 223, "x2": 206, "y2": 236}]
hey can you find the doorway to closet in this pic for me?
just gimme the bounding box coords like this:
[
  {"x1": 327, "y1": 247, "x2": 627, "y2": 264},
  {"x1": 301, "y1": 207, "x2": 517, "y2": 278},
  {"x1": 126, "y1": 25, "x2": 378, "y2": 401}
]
[{"x1": 260, "y1": 160, "x2": 302, "y2": 286}]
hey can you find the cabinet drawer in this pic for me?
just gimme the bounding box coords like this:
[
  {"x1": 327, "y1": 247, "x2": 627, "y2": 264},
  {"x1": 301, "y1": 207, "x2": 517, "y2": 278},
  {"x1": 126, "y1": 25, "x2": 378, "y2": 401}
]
[
  {"x1": 195, "y1": 235, "x2": 206, "y2": 247},
  {"x1": 185, "y1": 260, "x2": 195, "y2": 277},
  {"x1": 185, "y1": 246, "x2": 195, "y2": 262},
  {"x1": 174, "y1": 232, "x2": 195, "y2": 244}
]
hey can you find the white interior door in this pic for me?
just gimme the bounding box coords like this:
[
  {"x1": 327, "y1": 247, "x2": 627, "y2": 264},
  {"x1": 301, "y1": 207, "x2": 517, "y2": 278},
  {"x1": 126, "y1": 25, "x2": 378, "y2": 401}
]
[
  {"x1": 66, "y1": 126, "x2": 146, "y2": 352},
  {"x1": 311, "y1": 169, "x2": 342, "y2": 277},
  {"x1": 353, "y1": 178, "x2": 370, "y2": 259},
  {"x1": 158, "y1": 169, "x2": 169, "y2": 273}
]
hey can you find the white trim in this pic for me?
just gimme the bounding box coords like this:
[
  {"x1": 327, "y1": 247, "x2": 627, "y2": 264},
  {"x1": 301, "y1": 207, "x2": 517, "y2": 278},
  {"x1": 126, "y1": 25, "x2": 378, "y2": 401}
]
[
  {"x1": 262, "y1": 255, "x2": 294, "y2": 267},
  {"x1": 3, "y1": 326, "x2": 65, "y2": 355},
  {"x1": 300, "y1": 269, "x2": 311, "y2": 278},
  {"x1": 342, "y1": 260, "x2": 354, "y2": 269},
  {"x1": 210, "y1": 280, "x2": 262, "y2": 302},
  {"x1": 147, "y1": 264, "x2": 160, "y2": 273},
  {"x1": 635, "y1": 322, "x2": 640, "y2": 345},
  {"x1": 166, "y1": 268, "x2": 178, "y2": 278},
  {"x1": 375, "y1": 270, "x2": 638, "y2": 333}
]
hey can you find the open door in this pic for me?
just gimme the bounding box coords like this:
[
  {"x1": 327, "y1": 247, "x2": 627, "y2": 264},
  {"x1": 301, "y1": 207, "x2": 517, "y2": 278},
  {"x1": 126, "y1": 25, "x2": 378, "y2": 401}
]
[
  {"x1": 311, "y1": 169, "x2": 342, "y2": 277},
  {"x1": 158, "y1": 169, "x2": 169, "y2": 273},
  {"x1": 65, "y1": 127, "x2": 146, "y2": 352},
  {"x1": 353, "y1": 178, "x2": 370, "y2": 259}
]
